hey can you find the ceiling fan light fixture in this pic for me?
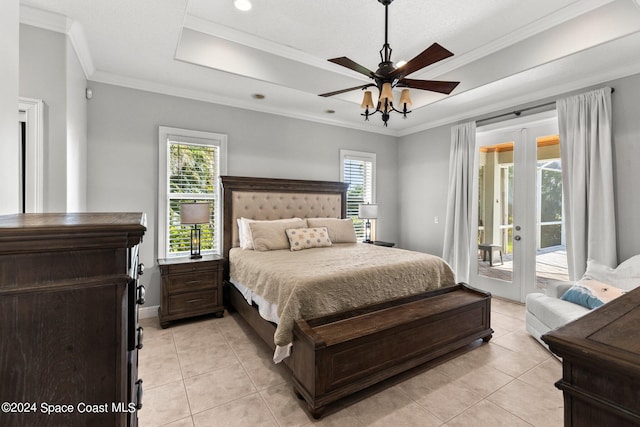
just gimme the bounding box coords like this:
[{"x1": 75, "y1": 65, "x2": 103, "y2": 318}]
[
  {"x1": 233, "y1": 0, "x2": 252, "y2": 12},
  {"x1": 361, "y1": 91, "x2": 375, "y2": 109},
  {"x1": 399, "y1": 89, "x2": 412, "y2": 107},
  {"x1": 319, "y1": 0, "x2": 458, "y2": 126},
  {"x1": 379, "y1": 82, "x2": 394, "y2": 102}
]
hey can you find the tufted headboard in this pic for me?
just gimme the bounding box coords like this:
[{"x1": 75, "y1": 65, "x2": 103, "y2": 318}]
[{"x1": 220, "y1": 176, "x2": 349, "y2": 260}]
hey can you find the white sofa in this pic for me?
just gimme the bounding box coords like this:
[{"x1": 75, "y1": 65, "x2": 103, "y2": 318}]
[{"x1": 526, "y1": 255, "x2": 640, "y2": 348}]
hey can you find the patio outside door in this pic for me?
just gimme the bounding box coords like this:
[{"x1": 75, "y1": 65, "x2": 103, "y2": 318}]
[{"x1": 470, "y1": 111, "x2": 568, "y2": 302}]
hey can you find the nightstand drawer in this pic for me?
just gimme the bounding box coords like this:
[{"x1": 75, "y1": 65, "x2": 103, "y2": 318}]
[
  {"x1": 162, "y1": 261, "x2": 221, "y2": 275},
  {"x1": 166, "y1": 289, "x2": 218, "y2": 316},
  {"x1": 166, "y1": 272, "x2": 219, "y2": 293}
]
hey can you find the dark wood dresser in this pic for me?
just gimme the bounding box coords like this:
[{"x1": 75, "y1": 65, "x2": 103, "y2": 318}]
[
  {"x1": 542, "y1": 286, "x2": 640, "y2": 427},
  {"x1": 0, "y1": 213, "x2": 146, "y2": 427}
]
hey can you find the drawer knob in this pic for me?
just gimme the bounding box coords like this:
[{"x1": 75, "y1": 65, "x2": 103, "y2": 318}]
[
  {"x1": 135, "y1": 379, "x2": 143, "y2": 410},
  {"x1": 136, "y1": 326, "x2": 144, "y2": 350},
  {"x1": 138, "y1": 263, "x2": 145, "y2": 276},
  {"x1": 137, "y1": 285, "x2": 146, "y2": 305}
]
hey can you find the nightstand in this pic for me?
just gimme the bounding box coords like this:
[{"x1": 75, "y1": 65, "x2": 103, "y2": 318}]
[{"x1": 158, "y1": 254, "x2": 225, "y2": 328}]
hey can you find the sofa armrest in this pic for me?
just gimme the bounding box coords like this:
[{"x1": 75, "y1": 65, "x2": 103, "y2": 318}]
[{"x1": 545, "y1": 280, "x2": 574, "y2": 298}]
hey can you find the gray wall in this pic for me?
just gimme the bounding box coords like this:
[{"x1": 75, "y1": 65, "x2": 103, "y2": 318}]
[
  {"x1": 19, "y1": 24, "x2": 87, "y2": 212},
  {"x1": 398, "y1": 72, "x2": 640, "y2": 264},
  {"x1": 86, "y1": 82, "x2": 399, "y2": 307},
  {"x1": 0, "y1": 0, "x2": 20, "y2": 214}
]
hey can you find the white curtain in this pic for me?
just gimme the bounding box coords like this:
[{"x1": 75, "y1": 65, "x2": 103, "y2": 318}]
[
  {"x1": 557, "y1": 87, "x2": 617, "y2": 280},
  {"x1": 443, "y1": 122, "x2": 477, "y2": 283}
]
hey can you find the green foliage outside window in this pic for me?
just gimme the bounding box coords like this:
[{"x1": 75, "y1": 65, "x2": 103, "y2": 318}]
[{"x1": 168, "y1": 143, "x2": 218, "y2": 255}]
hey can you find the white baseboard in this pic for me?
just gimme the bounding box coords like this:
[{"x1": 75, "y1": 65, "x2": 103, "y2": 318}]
[{"x1": 139, "y1": 305, "x2": 159, "y2": 319}]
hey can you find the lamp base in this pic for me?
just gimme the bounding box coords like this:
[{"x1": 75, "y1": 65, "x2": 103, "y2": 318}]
[{"x1": 190, "y1": 226, "x2": 202, "y2": 259}]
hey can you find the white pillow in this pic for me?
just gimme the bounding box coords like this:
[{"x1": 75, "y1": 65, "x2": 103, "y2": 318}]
[
  {"x1": 249, "y1": 218, "x2": 307, "y2": 251},
  {"x1": 583, "y1": 254, "x2": 640, "y2": 291},
  {"x1": 306, "y1": 218, "x2": 357, "y2": 243},
  {"x1": 237, "y1": 217, "x2": 304, "y2": 250}
]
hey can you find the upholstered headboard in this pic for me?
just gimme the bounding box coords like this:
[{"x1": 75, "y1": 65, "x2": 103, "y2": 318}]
[{"x1": 220, "y1": 176, "x2": 349, "y2": 259}]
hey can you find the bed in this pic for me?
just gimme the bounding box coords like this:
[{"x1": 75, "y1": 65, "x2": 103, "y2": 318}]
[{"x1": 221, "y1": 175, "x2": 493, "y2": 417}]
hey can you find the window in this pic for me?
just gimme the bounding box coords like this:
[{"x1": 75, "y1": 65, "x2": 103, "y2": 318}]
[
  {"x1": 340, "y1": 150, "x2": 376, "y2": 241},
  {"x1": 158, "y1": 127, "x2": 227, "y2": 258}
]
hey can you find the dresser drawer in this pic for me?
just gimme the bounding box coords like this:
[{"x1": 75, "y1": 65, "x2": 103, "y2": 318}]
[
  {"x1": 166, "y1": 272, "x2": 219, "y2": 293},
  {"x1": 162, "y1": 261, "x2": 221, "y2": 275},
  {"x1": 166, "y1": 289, "x2": 219, "y2": 316}
]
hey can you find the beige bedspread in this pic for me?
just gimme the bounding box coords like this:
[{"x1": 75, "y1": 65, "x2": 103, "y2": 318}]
[{"x1": 229, "y1": 243, "x2": 456, "y2": 347}]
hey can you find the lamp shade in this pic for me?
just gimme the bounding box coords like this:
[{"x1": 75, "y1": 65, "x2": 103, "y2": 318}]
[
  {"x1": 379, "y1": 82, "x2": 394, "y2": 102},
  {"x1": 358, "y1": 203, "x2": 379, "y2": 219},
  {"x1": 361, "y1": 91, "x2": 375, "y2": 109},
  {"x1": 399, "y1": 89, "x2": 412, "y2": 107},
  {"x1": 180, "y1": 202, "x2": 210, "y2": 224}
]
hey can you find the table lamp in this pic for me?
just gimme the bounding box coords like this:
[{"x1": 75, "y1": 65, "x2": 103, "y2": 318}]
[
  {"x1": 358, "y1": 203, "x2": 378, "y2": 243},
  {"x1": 180, "y1": 202, "x2": 210, "y2": 259}
]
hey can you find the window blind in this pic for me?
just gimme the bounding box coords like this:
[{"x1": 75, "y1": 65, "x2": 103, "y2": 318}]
[
  {"x1": 343, "y1": 158, "x2": 373, "y2": 241},
  {"x1": 168, "y1": 142, "x2": 219, "y2": 255}
]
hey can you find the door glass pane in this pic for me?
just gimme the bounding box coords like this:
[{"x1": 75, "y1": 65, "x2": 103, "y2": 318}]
[
  {"x1": 535, "y1": 135, "x2": 569, "y2": 288},
  {"x1": 477, "y1": 141, "x2": 513, "y2": 282}
]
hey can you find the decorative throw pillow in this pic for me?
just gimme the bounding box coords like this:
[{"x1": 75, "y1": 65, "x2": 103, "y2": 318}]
[
  {"x1": 248, "y1": 218, "x2": 307, "y2": 251},
  {"x1": 306, "y1": 218, "x2": 357, "y2": 243},
  {"x1": 285, "y1": 227, "x2": 332, "y2": 251},
  {"x1": 238, "y1": 217, "x2": 304, "y2": 250},
  {"x1": 583, "y1": 255, "x2": 640, "y2": 291},
  {"x1": 560, "y1": 279, "x2": 627, "y2": 309}
]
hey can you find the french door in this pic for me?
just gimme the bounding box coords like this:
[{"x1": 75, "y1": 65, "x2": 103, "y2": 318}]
[{"x1": 470, "y1": 111, "x2": 567, "y2": 302}]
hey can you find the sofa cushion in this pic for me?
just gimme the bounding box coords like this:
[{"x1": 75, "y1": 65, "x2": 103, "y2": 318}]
[
  {"x1": 560, "y1": 279, "x2": 627, "y2": 309},
  {"x1": 583, "y1": 255, "x2": 640, "y2": 291},
  {"x1": 526, "y1": 293, "x2": 590, "y2": 331}
]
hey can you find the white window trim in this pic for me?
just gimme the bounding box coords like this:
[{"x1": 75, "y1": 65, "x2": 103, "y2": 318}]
[
  {"x1": 339, "y1": 149, "x2": 377, "y2": 203},
  {"x1": 19, "y1": 97, "x2": 44, "y2": 213},
  {"x1": 158, "y1": 126, "x2": 227, "y2": 258}
]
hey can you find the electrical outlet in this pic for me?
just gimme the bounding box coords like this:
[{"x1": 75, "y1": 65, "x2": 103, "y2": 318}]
[{"x1": 434, "y1": 216, "x2": 439, "y2": 224}]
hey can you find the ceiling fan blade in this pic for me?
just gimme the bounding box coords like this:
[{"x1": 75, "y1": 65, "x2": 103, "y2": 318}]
[
  {"x1": 398, "y1": 78, "x2": 460, "y2": 95},
  {"x1": 319, "y1": 84, "x2": 372, "y2": 97},
  {"x1": 393, "y1": 43, "x2": 454, "y2": 78},
  {"x1": 328, "y1": 57, "x2": 375, "y2": 78}
]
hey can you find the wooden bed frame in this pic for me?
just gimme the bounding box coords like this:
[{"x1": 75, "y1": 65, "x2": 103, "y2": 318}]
[{"x1": 221, "y1": 175, "x2": 493, "y2": 418}]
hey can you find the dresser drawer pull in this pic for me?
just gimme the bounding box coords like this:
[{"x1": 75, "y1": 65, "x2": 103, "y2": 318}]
[
  {"x1": 137, "y1": 285, "x2": 146, "y2": 305},
  {"x1": 136, "y1": 326, "x2": 144, "y2": 350},
  {"x1": 186, "y1": 298, "x2": 204, "y2": 304},
  {"x1": 185, "y1": 280, "x2": 202, "y2": 285},
  {"x1": 135, "y1": 379, "x2": 143, "y2": 410}
]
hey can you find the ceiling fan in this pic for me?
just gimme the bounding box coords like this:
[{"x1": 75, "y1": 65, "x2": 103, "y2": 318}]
[{"x1": 319, "y1": 0, "x2": 460, "y2": 126}]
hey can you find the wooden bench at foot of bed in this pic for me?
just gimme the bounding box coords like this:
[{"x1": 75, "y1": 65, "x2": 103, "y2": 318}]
[{"x1": 226, "y1": 282, "x2": 493, "y2": 418}]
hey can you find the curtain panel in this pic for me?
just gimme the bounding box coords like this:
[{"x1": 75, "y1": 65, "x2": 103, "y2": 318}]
[
  {"x1": 557, "y1": 87, "x2": 617, "y2": 279},
  {"x1": 443, "y1": 122, "x2": 477, "y2": 283}
]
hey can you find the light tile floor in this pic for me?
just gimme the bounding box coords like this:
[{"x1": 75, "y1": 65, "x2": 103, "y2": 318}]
[{"x1": 138, "y1": 298, "x2": 563, "y2": 426}]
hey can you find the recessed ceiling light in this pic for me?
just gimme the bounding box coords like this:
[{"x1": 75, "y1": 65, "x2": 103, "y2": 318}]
[
  {"x1": 233, "y1": 0, "x2": 252, "y2": 11},
  {"x1": 252, "y1": 93, "x2": 265, "y2": 99}
]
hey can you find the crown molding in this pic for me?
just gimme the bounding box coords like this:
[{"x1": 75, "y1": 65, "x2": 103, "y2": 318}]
[
  {"x1": 89, "y1": 71, "x2": 397, "y2": 137},
  {"x1": 398, "y1": 58, "x2": 640, "y2": 137},
  {"x1": 67, "y1": 21, "x2": 95, "y2": 78},
  {"x1": 182, "y1": 14, "x2": 370, "y2": 82},
  {"x1": 19, "y1": 4, "x2": 68, "y2": 33},
  {"x1": 415, "y1": 0, "x2": 617, "y2": 79},
  {"x1": 20, "y1": 4, "x2": 95, "y2": 79}
]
